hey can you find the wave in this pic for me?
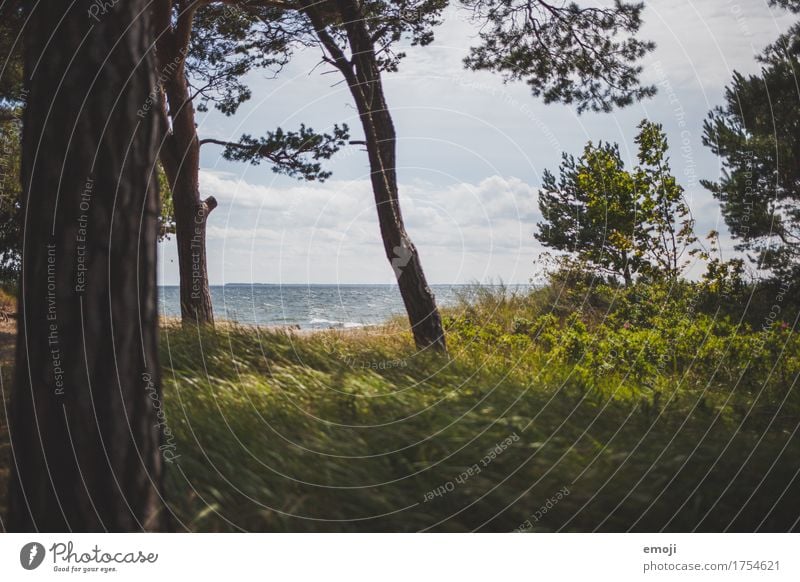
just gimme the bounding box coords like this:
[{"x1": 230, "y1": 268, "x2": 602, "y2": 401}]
[{"x1": 308, "y1": 317, "x2": 365, "y2": 329}]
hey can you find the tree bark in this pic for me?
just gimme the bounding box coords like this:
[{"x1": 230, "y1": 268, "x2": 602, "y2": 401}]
[
  {"x1": 154, "y1": 0, "x2": 215, "y2": 325},
  {"x1": 8, "y1": 1, "x2": 165, "y2": 531},
  {"x1": 358, "y1": 100, "x2": 447, "y2": 352},
  {"x1": 308, "y1": 0, "x2": 446, "y2": 352},
  {"x1": 622, "y1": 251, "x2": 632, "y2": 287}
]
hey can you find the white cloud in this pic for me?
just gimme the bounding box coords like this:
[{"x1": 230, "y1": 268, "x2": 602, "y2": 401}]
[{"x1": 158, "y1": 171, "x2": 542, "y2": 284}]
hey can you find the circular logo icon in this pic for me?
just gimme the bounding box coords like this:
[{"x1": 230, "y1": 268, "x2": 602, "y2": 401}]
[{"x1": 20, "y1": 542, "x2": 45, "y2": 570}]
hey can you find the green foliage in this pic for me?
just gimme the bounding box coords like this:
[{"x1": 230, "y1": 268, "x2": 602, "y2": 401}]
[
  {"x1": 699, "y1": 230, "x2": 747, "y2": 301},
  {"x1": 304, "y1": 0, "x2": 654, "y2": 107},
  {"x1": 634, "y1": 120, "x2": 698, "y2": 277},
  {"x1": 0, "y1": 120, "x2": 22, "y2": 283},
  {"x1": 296, "y1": 0, "x2": 449, "y2": 75},
  {"x1": 537, "y1": 120, "x2": 696, "y2": 285},
  {"x1": 155, "y1": 281, "x2": 799, "y2": 532},
  {"x1": 538, "y1": 141, "x2": 638, "y2": 284},
  {"x1": 444, "y1": 280, "x2": 799, "y2": 404},
  {"x1": 0, "y1": 1, "x2": 24, "y2": 112},
  {"x1": 702, "y1": 22, "x2": 800, "y2": 283},
  {"x1": 157, "y1": 163, "x2": 176, "y2": 241},
  {"x1": 217, "y1": 123, "x2": 350, "y2": 181},
  {"x1": 0, "y1": 4, "x2": 24, "y2": 285},
  {"x1": 189, "y1": 3, "x2": 303, "y2": 116},
  {"x1": 165, "y1": 2, "x2": 351, "y2": 184},
  {"x1": 461, "y1": 0, "x2": 656, "y2": 113},
  {"x1": 360, "y1": 0, "x2": 450, "y2": 71}
]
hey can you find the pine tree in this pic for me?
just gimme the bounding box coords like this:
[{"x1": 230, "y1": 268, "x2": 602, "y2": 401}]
[{"x1": 702, "y1": 21, "x2": 800, "y2": 282}]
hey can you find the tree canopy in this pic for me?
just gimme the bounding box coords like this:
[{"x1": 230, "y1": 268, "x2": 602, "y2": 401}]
[
  {"x1": 537, "y1": 121, "x2": 695, "y2": 285},
  {"x1": 462, "y1": 0, "x2": 655, "y2": 112},
  {"x1": 702, "y1": 22, "x2": 800, "y2": 282}
]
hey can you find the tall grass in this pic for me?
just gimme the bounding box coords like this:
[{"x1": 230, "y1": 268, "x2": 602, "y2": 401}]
[{"x1": 159, "y1": 283, "x2": 800, "y2": 531}]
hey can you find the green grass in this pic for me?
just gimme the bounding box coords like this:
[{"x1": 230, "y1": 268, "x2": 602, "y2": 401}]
[
  {"x1": 0, "y1": 283, "x2": 796, "y2": 530},
  {"x1": 159, "y1": 283, "x2": 800, "y2": 532}
]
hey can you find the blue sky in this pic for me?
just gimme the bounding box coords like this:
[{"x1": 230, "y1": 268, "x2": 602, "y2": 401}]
[{"x1": 158, "y1": 0, "x2": 795, "y2": 285}]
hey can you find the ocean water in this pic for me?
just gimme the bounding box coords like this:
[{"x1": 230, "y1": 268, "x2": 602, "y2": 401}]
[{"x1": 158, "y1": 284, "x2": 494, "y2": 329}]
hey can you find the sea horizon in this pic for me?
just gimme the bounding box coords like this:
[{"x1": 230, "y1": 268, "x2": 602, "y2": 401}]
[
  {"x1": 157, "y1": 282, "x2": 529, "y2": 287},
  {"x1": 158, "y1": 283, "x2": 530, "y2": 329}
]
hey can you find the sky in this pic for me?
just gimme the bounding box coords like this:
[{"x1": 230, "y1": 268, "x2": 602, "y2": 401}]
[{"x1": 157, "y1": 0, "x2": 796, "y2": 285}]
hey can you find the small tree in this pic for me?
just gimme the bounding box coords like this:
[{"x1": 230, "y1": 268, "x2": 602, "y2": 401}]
[
  {"x1": 538, "y1": 141, "x2": 640, "y2": 285},
  {"x1": 537, "y1": 121, "x2": 695, "y2": 285},
  {"x1": 634, "y1": 120, "x2": 697, "y2": 279}
]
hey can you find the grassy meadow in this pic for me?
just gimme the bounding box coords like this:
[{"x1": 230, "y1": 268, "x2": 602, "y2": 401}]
[
  {"x1": 155, "y1": 281, "x2": 800, "y2": 532},
  {"x1": 1, "y1": 281, "x2": 797, "y2": 531}
]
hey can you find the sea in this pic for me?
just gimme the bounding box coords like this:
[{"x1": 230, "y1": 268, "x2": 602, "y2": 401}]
[{"x1": 158, "y1": 284, "x2": 509, "y2": 330}]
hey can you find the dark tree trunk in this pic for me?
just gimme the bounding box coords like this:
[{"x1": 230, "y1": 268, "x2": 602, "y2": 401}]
[
  {"x1": 357, "y1": 101, "x2": 446, "y2": 352},
  {"x1": 157, "y1": 81, "x2": 216, "y2": 325},
  {"x1": 307, "y1": 0, "x2": 446, "y2": 352},
  {"x1": 622, "y1": 251, "x2": 632, "y2": 287},
  {"x1": 8, "y1": 1, "x2": 165, "y2": 531},
  {"x1": 173, "y1": 185, "x2": 216, "y2": 326},
  {"x1": 154, "y1": 1, "x2": 215, "y2": 325}
]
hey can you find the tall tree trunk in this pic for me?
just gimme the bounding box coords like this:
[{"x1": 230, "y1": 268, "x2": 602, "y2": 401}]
[
  {"x1": 357, "y1": 99, "x2": 446, "y2": 352},
  {"x1": 154, "y1": 0, "x2": 215, "y2": 325},
  {"x1": 8, "y1": 1, "x2": 165, "y2": 530},
  {"x1": 307, "y1": 0, "x2": 446, "y2": 352},
  {"x1": 158, "y1": 73, "x2": 216, "y2": 325}
]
